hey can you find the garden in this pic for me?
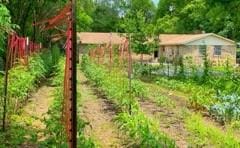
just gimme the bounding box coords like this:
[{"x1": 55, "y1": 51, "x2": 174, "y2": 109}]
[{"x1": 1, "y1": 0, "x2": 240, "y2": 148}]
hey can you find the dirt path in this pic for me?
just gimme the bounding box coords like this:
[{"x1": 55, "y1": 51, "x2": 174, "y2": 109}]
[
  {"x1": 16, "y1": 82, "x2": 55, "y2": 147},
  {"x1": 152, "y1": 84, "x2": 226, "y2": 129},
  {"x1": 78, "y1": 71, "x2": 128, "y2": 148},
  {"x1": 139, "y1": 81, "x2": 240, "y2": 147},
  {"x1": 23, "y1": 85, "x2": 55, "y2": 130},
  {"x1": 139, "y1": 83, "x2": 190, "y2": 148}
]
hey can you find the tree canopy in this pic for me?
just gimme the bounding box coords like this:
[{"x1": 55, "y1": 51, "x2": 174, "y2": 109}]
[
  {"x1": 0, "y1": 0, "x2": 239, "y2": 59},
  {"x1": 155, "y1": 0, "x2": 240, "y2": 41}
]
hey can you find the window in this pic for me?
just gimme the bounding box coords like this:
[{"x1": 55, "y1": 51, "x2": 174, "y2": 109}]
[
  {"x1": 199, "y1": 45, "x2": 207, "y2": 55},
  {"x1": 214, "y1": 45, "x2": 222, "y2": 56}
]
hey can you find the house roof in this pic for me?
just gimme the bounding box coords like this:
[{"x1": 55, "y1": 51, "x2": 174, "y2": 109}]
[
  {"x1": 77, "y1": 32, "x2": 235, "y2": 46},
  {"x1": 77, "y1": 32, "x2": 126, "y2": 44},
  {"x1": 159, "y1": 33, "x2": 235, "y2": 45}
]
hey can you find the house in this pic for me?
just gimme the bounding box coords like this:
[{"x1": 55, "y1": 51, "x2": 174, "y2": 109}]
[{"x1": 154, "y1": 33, "x2": 236, "y2": 66}]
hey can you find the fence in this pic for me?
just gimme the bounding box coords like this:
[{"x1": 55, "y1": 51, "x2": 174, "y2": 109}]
[{"x1": 7, "y1": 33, "x2": 42, "y2": 68}]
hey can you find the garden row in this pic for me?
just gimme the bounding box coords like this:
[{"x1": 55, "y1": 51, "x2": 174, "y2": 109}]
[
  {"x1": 143, "y1": 81, "x2": 240, "y2": 147},
  {"x1": 134, "y1": 62, "x2": 240, "y2": 124},
  {"x1": 41, "y1": 57, "x2": 96, "y2": 147},
  {"x1": 81, "y1": 55, "x2": 176, "y2": 147},
  {"x1": 0, "y1": 47, "x2": 61, "y2": 123},
  {"x1": 0, "y1": 46, "x2": 61, "y2": 146}
]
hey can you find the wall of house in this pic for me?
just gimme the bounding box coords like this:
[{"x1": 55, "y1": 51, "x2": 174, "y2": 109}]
[
  {"x1": 158, "y1": 45, "x2": 236, "y2": 66},
  {"x1": 159, "y1": 45, "x2": 180, "y2": 60},
  {"x1": 186, "y1": 35, "x2": 235, "y2": 46},
  {"x1": 208, "y1": 45, "x2": 236, "y2": 66}
]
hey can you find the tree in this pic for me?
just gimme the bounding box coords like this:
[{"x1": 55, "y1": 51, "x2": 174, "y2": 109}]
[
  {"x1": 0, "y1": 4, "x2": 15, "y2": 70},
  {"x1": 155, "y1": 0, "x2": 240, "y2": 41},
  {"x1": 77, "y1": 0, "x2": 94, "y2": 31},
  {"x1": 121, "y1": 0, "x2": 157, "y2": 63},
  {"x1": 91, "y1": 0, "x2": 121, "y2": 32}
]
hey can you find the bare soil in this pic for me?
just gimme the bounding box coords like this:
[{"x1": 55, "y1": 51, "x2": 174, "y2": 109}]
[
  {"x1": 140, "y1": 82, "x2": 240, "y2": 147},
  {"x1": 19, "y1": 82, "x2": 55, "y2": 147},
  {"x1": 139, "y1": 84, "x2": 190, "y2": 148},
  {"x1": 23, "y1": 85, "x2": 55, "y2": 129},
  {"x1": 78, "y1": 71, "x2": 129, "y2": 148}
]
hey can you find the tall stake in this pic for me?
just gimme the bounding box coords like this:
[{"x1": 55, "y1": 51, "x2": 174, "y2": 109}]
[
  {"x1": 70, "y1": 0, "x2": 77, "y2": 147},
  {"x1": 128, "y1": 35, "x2": 132, "y2": 114},
  {"x1": 109, "y1": 33, "x2": 112, "y2": 70},
  {"x1": 2, "y1": 47, "x2": 10, "y2": 131}
]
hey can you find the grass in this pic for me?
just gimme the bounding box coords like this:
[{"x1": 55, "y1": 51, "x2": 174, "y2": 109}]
[{"x1": 185, "y1": 113, "x2": 240, "y2": 147}]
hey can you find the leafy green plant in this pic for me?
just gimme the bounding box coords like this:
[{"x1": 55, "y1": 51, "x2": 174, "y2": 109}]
[
  {"x1": 41, "y1": 58, "x2": 96, "y2": 148},
  {"x1": 209, "y1": 93, "x2": 240, "y2": 123},
  {"x1": 156, "y1": 77, "x2": 216, "y2": 109},
  {"x1": 185, "y1": 114, "x2": 240, "y2": 147},
  {"x1": 81, "y1": 55, "x2": 176, "y2": 147},
  {"x1": 116, "y1": 112, "x2": 176, "y2": 148},
  {"x1": 0, "y1": 48, "x2": 61, "y2": 146}
]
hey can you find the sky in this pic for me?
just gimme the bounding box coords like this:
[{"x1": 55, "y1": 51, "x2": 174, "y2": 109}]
[{"x1": 153, "y1": 0, "x2": 159, "y2": 5}]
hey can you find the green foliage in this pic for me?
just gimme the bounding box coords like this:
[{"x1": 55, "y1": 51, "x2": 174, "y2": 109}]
[
  {"x1": 155, "y1": 94, "x2": 175, "y2": 108},
  {"x1": 133, "y1": 63, "x2": 160, "y2": 77},
  {"x1": 155, "y1": 15, "x2": 179, "y2": 33},
  {"x1": 0, "y1": 122, "x2": 38, "y2": 147},
  {"x1": 40, "y1": 71, "x2": 68, "y2": 147},
  {"x1": 77, "y1": 0, "x2": 94, "y2": 31},
  {"x1": 91, "y1": 0, "x2": 120, "y2": 32},
  {"x1": 0, "y1": 4, "x2": 12, "y2": 32},
  {"x1": 116, "y1": 112, "x2": 176, "y2": 147},
  {"x1": 0, "y1": 47, "x2": 61, "y2": 146},
  {"x1": 0, "y1": 4, "x2": 15, "y2": 63},
  {"x1": 152, "y1": 60, "x2": 240, "y2": 123},
  {"x1": 120, "y1": 0, "x2": 158, "y2": 57},
  {"x1": 156, "y1": 77, "x2": 215, "y2": 109},
  {"x1": 41, "y1": 58, "x2": 96, "y2": 147},
  {"x1": 81, "y1": 55, "x2": 140, "y2": 112},
  {"x1": 155, "y1": 0, "x2": 240, "y2": 41},
  {"x1": 210, "y1": 93, "x2": 240, "y2": 123},
  {"x1": 81, "y1": 55, "x2": 176, "y2": 147},
  {"x1": 4, "y1": 50, "x2": 56, "y2": 115},
  {"x1": 126, "y1": 16, "x2": 157, "y2": 56},
  {"x1": 185, "y1": 113, "x2": 240, "y2": 147}
]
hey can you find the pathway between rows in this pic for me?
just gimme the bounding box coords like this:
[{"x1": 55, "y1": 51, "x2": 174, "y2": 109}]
[
  {"x1": 139, "y1": 81, "x2": 240, "y2": 147},
  {"x1": 20, "y1": 82, "x2": 55, "y2": 147},
  {"x1": 140, "y1": 100, "x2": 189, "y2": 148},
  {"x1": 78, "y1": 70, "x2": 128, "y2": 148},
  {"x1": 23, "y1": 85, "x2": 55, "y2": 130},
  {"x1": 139, "y1": 83, "x2": 189, "y2": 148}
]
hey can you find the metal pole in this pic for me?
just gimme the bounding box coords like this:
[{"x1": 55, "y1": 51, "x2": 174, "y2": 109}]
[
  {"x1": 33, "y1": 9, "x2": 36, "y2": 50},
  {"x1": 109, "y1": 33, "x2": 112, "y2": 69},
  {"x1": 70, "y1": 0, "x2": 77, "y2": 147}
]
